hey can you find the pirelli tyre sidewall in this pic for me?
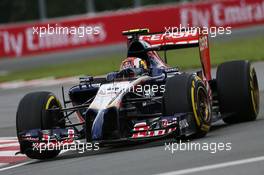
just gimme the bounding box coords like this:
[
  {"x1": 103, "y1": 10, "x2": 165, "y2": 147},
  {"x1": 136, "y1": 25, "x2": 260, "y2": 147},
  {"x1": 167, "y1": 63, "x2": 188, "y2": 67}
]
[
  {"x1": 190, "y1": 76, "x2": 212, "y2": 137},
  {"x1": 163, "y1": 73, "x2": 212, "y2": 138},
  {"x1": 16, "y1": 91, "x2": 65, "y2": 159}
]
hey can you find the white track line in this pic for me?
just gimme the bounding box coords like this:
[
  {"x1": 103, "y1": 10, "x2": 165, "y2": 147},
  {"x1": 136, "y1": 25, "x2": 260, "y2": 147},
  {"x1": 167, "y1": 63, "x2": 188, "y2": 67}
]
[
  {"x1": 0, "y1": 137, "x2": 17, "y2": 140},
  {"x1": 0, "y1": 148, "x2": 68, "y2": 172},
  {"x1": 156, "y1": 155, "x2": 264, "y2": 175},
  {"x1": 0, "y1": 151, "x2": 25, "y2": 157},
  {"x1": 0, "y1": 160, "x2": 35, "y2": 172},
  {"x1": 0, "y1": 141, "x2": 18, "y2": 144},
  {"x1": 0, "y1": 143, "x2": 19, "y2": 148},
  {"x1": 0, "y1": 163, "x2": 8, "y2": 167}
]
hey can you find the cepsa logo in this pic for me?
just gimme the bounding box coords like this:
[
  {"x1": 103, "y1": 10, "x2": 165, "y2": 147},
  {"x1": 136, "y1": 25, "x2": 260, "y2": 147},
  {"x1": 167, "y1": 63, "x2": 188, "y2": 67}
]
[{"x1": 0, "y1": 23, "x2": 107, "y2": 57}]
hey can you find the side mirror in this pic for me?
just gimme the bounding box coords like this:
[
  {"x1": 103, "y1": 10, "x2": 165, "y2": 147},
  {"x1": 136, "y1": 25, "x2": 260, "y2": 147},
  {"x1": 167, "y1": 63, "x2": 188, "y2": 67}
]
[
  {"x1": 150, "y1": 68, "x2": 164, "y2": 77},
  {"x1": 79, "y1": 76, "x2": 93, "y2": 84},
  {"x1": 106, "y1": 72, "x2": 119, "y2": 81}
]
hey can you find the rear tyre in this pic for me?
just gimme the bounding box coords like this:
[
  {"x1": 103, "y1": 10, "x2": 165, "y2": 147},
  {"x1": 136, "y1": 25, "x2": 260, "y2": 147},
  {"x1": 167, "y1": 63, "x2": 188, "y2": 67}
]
[
  {"x1": 163, "y1": 73, "x2": 212, "y2": 138},
  {"x1": 216, "y1": 60, "x2": 259, "y2": 124},
  {"x1": 16, "y1": 91, "x2": 65, "y2": 159}
]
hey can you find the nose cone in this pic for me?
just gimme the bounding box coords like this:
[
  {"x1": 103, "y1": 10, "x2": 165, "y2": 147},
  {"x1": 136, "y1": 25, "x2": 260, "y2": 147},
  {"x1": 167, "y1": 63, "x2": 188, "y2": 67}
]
[
  {"x1": 91, "y1": 110, "x2": 105, "y2": 140},
  {"x1": 90, "y1": 107, "x2": 120, "y2": 140}
]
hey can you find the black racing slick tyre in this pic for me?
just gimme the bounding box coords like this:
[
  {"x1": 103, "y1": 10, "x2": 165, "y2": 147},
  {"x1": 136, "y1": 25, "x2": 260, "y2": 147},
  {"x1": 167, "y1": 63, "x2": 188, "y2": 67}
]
[
  {"x1": 163, "y1": 73, "x2": 212, "y2": 138},
  {"x1": 216, "y1": 60, "x2": 259, "y2": 124},
  {"x1": 16, "y1": 91, "x2": 65, "y2": 159}
]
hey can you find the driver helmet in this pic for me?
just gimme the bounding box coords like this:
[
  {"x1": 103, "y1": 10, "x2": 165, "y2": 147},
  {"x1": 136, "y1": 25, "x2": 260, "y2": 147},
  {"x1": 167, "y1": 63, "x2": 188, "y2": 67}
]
[{"x1": 120, "y1": 57, "x2": 147, "y2": 70}]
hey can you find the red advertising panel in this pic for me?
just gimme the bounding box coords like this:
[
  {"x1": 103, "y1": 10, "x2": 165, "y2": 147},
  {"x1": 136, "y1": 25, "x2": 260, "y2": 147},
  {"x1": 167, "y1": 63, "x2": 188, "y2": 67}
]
[{"x1": 0, "y1": 0, "x2": 264, "y2": 58}]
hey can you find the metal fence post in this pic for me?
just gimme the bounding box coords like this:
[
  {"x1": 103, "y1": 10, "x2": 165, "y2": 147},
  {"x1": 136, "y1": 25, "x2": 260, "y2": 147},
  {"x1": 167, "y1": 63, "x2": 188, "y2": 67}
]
[
  {"x1": 86, "y1": 0, "x2": 95, "y2": 14},
  {"x1": 38, "y1": 0, "x2": 47, "y2": 20},
  {"x1": 134, "y1": 0, "x2": 141, "y2": 8}
]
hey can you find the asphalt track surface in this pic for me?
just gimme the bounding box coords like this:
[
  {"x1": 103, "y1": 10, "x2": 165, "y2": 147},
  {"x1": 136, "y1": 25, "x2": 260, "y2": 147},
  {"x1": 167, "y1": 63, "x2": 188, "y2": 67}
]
[{"x1": 0, "y1": 62, "x2": 264, "y2": 175}]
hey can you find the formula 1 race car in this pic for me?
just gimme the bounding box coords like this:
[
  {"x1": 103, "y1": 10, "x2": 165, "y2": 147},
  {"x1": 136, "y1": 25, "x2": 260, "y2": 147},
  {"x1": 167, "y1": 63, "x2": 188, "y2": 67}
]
[{"x1": 16, "y1": 28, "x2": 259, "y2": 159}]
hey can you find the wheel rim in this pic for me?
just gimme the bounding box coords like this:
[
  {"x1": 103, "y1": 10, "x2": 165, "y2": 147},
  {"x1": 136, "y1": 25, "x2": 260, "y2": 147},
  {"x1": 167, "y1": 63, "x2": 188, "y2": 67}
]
[
  {"x1": 45, "y1": 96, "x2": 65, "y2": 128},
  {"x1": 250, "y1": 68, "x2": 259, "y2": 115},
  {"x1": 197, "y1": 87, "x2": 211, "y2": 123}
]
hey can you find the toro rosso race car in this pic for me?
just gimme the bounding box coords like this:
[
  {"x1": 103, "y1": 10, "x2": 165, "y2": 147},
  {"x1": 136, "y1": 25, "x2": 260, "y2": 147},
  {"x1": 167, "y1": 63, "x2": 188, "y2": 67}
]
[{"x1": 16, "y1": 28, "x2": 259, "y2": 159}]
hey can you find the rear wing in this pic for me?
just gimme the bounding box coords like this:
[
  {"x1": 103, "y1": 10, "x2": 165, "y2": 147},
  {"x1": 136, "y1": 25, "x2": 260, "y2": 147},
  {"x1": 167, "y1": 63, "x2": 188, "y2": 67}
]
[{"x1": 122, "y1": 28, "x2": 212, "y2": 80}]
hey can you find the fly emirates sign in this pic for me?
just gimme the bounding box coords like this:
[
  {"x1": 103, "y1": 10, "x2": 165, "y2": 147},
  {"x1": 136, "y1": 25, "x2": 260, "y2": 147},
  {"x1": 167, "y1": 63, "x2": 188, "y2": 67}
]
[
  {"x1": 180, "y1": 0, "x2": 264, "y2": 27},
  {"x1": 0, "y1": 0, "x2": 264, "y2": 58},
  {"x1": 0, "y1": 23, "x2": 106, "y2": 57}
]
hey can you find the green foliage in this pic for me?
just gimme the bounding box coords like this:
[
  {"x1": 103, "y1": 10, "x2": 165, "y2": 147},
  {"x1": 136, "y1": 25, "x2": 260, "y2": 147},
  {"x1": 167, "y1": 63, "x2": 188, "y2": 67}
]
[
  {"x1": 0, "y1": 0, "x2": 182, "y2": 24},
  {"x1": 46, "y1": 0, "x2": 86, "y2": 18},
  {"x1": 0, "y1": 0, "x2": 39, "y2": 23},
  {"x1": 94, "y1": 0, "x2": 133, "y2": 12},
  {"x1": 141, "y1": 0, "x2": 179, "y2": 5}
]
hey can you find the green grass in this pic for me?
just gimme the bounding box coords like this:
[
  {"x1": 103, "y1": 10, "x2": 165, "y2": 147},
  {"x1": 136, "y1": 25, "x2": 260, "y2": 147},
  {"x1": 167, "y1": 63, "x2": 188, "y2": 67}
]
[
  {"x1": 0, "y1": 36, "x2": 264, "y2": 82},
  {"x1": 165, "y1": 36, "x2": 264, "y2": 68}
]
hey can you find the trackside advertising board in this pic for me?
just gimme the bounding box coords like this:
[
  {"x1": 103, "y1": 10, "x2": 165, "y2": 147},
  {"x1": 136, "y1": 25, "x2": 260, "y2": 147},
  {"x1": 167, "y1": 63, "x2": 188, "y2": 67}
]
[{"x1": 1, "y1": 0, "x2": 264, "y2": 58}]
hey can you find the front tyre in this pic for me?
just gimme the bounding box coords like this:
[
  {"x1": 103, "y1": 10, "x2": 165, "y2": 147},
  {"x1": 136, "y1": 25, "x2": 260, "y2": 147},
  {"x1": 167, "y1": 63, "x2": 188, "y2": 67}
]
[{"x1": 16, "y1": 91, "x2": 65, "y2": 159}]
